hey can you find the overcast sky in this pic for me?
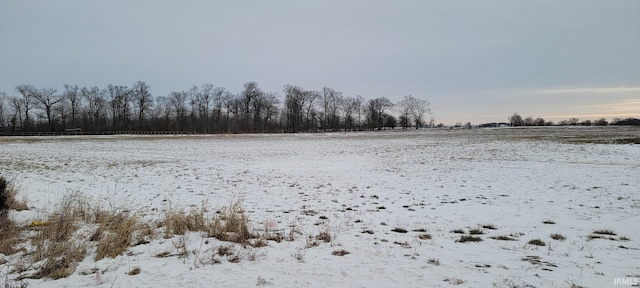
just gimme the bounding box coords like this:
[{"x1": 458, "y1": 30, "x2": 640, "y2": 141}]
[{"x1": 1, "y1": 0, "x2": 639, "y2": 125}]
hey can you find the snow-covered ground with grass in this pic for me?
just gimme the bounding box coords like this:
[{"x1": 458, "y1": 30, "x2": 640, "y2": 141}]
[{"x1": 1, "y1": 127, "x2": 639, "y2": 287}]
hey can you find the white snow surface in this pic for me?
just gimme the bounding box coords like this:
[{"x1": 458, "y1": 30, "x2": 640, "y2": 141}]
[{"x1": 1, "y1": 128, "x2": 639, "y2": 287}]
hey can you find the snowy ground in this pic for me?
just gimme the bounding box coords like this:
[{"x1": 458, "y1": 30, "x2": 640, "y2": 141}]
[{"x1": 1, "y1": 127, "x2": 639, "y2": 287}]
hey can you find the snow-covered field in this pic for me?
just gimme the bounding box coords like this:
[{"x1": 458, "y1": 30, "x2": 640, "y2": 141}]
[{"x1": 1, "y1": 127, "x2": 639, "y2": 287}]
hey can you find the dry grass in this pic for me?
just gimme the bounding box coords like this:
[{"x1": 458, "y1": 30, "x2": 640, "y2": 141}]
[
  {"x1": 0, "y1": 218, "x2": 21, "y2": 256},
  {"x1": 468, "y1": 228, "x2": 485, "y2": 235},
  {"x1": 305, "y1": 236, "x2": 320, "y2": 248},
  {"x1": 315, "y1": 228, "x2": 332, "y2": 243},
  {"x1": 162, "y1": 198, "x2": 256, "y2": 245},
  {"x1": 418, "y1": 233, "x2": 432, "y2": 240},
  {"x1": 292, "y1": 248, "x2": 306, "y2": 263},
  {"x1": 332, "y1": 249, "x2": 350, "y2": 256},
  {"x1": 172, "y1": 236, "x2": 189, "y2": 259},
  {"x1": 0, "y1": 179, "x2": 263, "y2": 280},
  {"x1": 251, "y1": 238, "x2": 268, "y2": 248},
  {"x1": 3, "y1": 187, "x2": 144, "y2": 279},
  {"x1": 94, "y1": 211, "x2": 141, "y2": 261},
  {"x1": 217, "y1": 245, "x2": 234, "y2": 257},
  {"x1": 481, "y1": 224, "x2": 498, "y2": 230},
  {"x1": 207, "y1": 199, "x2": 255, "y2": 244},
  {"x1": 164, "y1": 205, "x2": 208, "y2": 238},
  {"x1": 592, "y1": 229, "x2": 617, "y2": 236},
  {"x1": 128, "y1": 267, "x2": 141, "y2": 276},
  {"x1": 444, "y1": 277, "x2": 465, "y2": 285},
  {"x1": 456, "y1": 236, "x2": 482, "y2": 243},
  {"x1": 391, "y1": 227, "x2": 408, "y2": 233},
  {"x1": 527, "y1": 239, "x2": 546, "y2": 246},
  {"x1": 490, "y1": 235, "x2": 517, "y2": 241},
  {"x1": 30, "y1": 192, "x2": 92, "y2": 279},
  {"x1": 30, "y1": 240, "x2": 87, "y2": 280}
]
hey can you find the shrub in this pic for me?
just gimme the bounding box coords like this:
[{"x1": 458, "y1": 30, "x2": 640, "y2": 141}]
[
  {"x1": 0, "y1": 177, "x2": 22, "y2": 255},
  {"x1": 0, "y1": 176, "x2": 10, "y2": 220},
  {"x1": 0, "y1": 176, "x2": 27, "y2": 221},
  {"x1": 550, "y1": 233, "x2": 566, "y2": 241}
]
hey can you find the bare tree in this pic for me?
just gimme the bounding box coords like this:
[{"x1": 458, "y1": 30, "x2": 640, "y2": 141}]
[
  {"x1": 56, "y1": 97, "x2": 69, "y2": 131},
  {"x1": 532, "y1": 117, "x2": 546, "y2": 126},
  {"x1": 261, "y1": 92, "x2": 280, "y2": 132},
  {"x1": 509, "y1": 113, "x2": 524, "y2": 126},
  {"x1": 284, "y1": 85, "x2": 306, "y2": 132},
  {"x1": 221, "y1": 90, "x2": 237, "y2": 133},
  {"x1": 283, "y1": 85, "x2": 320, "y2": 132},
  {"x1": 63, "y1": 84, "x2": 81, "y2": 128},
  {"x1": 131, "y1": 81, "x2": 153, "y2": 129},
  {"x1": 211, "y1": 87, "x2": 226, "y2": 132},
  {"x1": 355, "y1": 95, "x2": 365, "y2": 129},
  {"x1": 0, "y1": 92, "x2": 5, "y2": 130},
  {"x1": 397, "y1": 95, "x2": 415, "y2": 129},
  {"x1": 170, "y1": 91, "x2": 189, "y2": 131},
  {"x1": 366, "y1": 97, "x2": 393, "y2": 130},
  {"x1": 342, "y1": 96, "x2": 359, "y2": 131},
  {"x1": 82, "y1": 86, "x2": 106, "y2": 132},
  {"x1": 106, "y1": 85, "x2": 132, "y2": 130},
  {"x1": 154, "y1": 95, "x2": 173, "y2": 130},
  {"x1": 321, "y1": 87, "x2": 343, "y2": 131},
  {"x1": 240, "y1": 81, "x2": 262, "y2": 132},
  {"x1": 196, "y1": 83, "x2": 215, "y2": 132},
  {"x1": 303, "y1": 90, "x2": 319, "y2": 131},
  {"x1": 594, "y1": 118, "x2": 608, "y2": 126},
  {"x1": 16, "y1": 84, "x2": 37, "y2": 130},
  {"x1": 568, "y1": 117, "x2": 580, "y2": 126},
  {"x1": 399, "y1": 95, "x2": 431, "y2": 129},
  {"x1": 33, "y1": 88, "x2": 61, "y2": 131}
]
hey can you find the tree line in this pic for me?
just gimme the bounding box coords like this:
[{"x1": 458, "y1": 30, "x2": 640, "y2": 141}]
[
  {"x1": 506, "y1": 113, "x2": 637, "y2": 127},
  {"x1": 0, "y1": 81, "x2": 432, "y2": 134}
]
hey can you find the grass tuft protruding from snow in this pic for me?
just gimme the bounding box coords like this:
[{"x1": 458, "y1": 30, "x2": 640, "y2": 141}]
[
  {"x1": 527, "y1": 239, "x2": 546, "y2": 246},
  {"x1": 456, "y1": 235, "x2": 482, "y2": 243}
]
